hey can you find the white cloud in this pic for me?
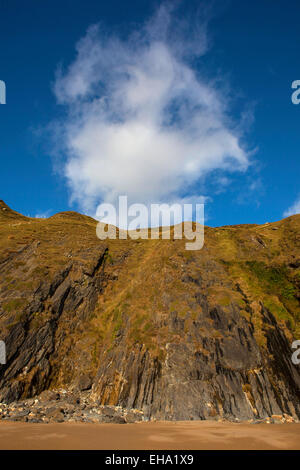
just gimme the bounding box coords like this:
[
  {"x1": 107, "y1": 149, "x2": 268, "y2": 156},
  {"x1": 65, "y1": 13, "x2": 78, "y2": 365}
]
[
  {"x1": 283, "y1": 197, "x2": 300, "y2": 217},
  {"x1": 52, "y1": 3, "x2": 249, "y2": 217},
  {"x1": 34, "y1": 210, "x2": 51, "y2": 219}
]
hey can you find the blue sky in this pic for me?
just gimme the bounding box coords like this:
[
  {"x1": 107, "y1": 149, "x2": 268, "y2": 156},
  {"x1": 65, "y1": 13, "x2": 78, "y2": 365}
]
[{"x1": 0, "y1": 0, "x2": 299, "y2": 226}]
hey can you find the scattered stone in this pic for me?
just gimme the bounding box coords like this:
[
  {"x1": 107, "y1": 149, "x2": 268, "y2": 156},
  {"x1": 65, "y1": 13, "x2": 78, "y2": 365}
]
[
  {"x1": 0, "y1": 388, "x2": 298, "y2": 425},
  {"x1": 0, "y1": 389, "x2": 145, "y2": 424},
  {"x1": 76, "y1": 374, "x2": 93, "y2": 392},
  {"x1": 38, "y1": 390, "x2": 60, "y2": 402}
]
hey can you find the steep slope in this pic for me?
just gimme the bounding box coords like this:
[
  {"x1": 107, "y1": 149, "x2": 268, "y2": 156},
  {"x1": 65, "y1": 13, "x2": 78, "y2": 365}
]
[{"x1": 0, "y1": 201, "x2": 299, "y2": 421}]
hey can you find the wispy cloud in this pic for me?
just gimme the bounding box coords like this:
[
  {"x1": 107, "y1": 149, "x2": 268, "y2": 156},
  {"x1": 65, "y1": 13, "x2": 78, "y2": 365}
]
[
  {"x1": 52, "y1": 3, "x2": 250, "y2": 216},
  {"x1": 34, "y1": 210, "x2": 51, "y2": 219},
  {"x1": 283, "y1": 197, "x2": 300, "y2": 217}
]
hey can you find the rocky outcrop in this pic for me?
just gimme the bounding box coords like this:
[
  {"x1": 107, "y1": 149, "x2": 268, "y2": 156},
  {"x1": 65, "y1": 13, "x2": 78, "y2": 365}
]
[
  {"x1": 0, "y1": 244, "x2": 108, "y2": 403},
  {"x1": 0, "y1": 201, "x2": 299, "y2": 422},
  {"x1": 91, "y1": 302, "x2": 300, "y2": 421}
]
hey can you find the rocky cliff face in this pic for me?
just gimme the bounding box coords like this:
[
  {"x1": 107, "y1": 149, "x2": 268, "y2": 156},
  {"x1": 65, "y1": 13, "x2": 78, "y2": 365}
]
[{"x1": 0, "y1": 200, "x2": 299, "y2": 421}]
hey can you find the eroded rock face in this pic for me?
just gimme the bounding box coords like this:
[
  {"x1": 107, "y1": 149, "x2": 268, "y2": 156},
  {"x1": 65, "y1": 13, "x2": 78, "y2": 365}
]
[
  {"x1": 0, "y1": 200, "x2": 299, "y2": 422},
  {"x1": 92, "y1": 303, "x2": 300, "y2": 421},
  {"x1": 0, "y1": 244, "x2": 108, "y2": 402}
]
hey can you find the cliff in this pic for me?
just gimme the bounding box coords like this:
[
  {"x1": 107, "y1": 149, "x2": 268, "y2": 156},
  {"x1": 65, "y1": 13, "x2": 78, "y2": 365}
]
[{"x1": 0, "y1": 200, "x2": 299, "y2": 422}]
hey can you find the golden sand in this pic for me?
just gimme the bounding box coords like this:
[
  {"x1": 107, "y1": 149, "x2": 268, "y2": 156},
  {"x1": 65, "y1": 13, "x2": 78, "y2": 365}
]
[{"x1": 0, "y1": 421, "x2": 299, "y2": 450}]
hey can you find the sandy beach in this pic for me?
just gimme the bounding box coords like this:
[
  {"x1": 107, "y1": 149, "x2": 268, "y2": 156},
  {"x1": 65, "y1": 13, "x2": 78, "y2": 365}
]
[{"x1": 0, "y1": 421, "x2": 299, "y2": 450}]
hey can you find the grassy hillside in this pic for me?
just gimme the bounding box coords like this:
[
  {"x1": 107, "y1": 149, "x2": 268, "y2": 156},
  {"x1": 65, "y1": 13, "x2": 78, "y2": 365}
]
[{"x1": 0, "y1": 200, "x2": 299, "y2": 420}]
